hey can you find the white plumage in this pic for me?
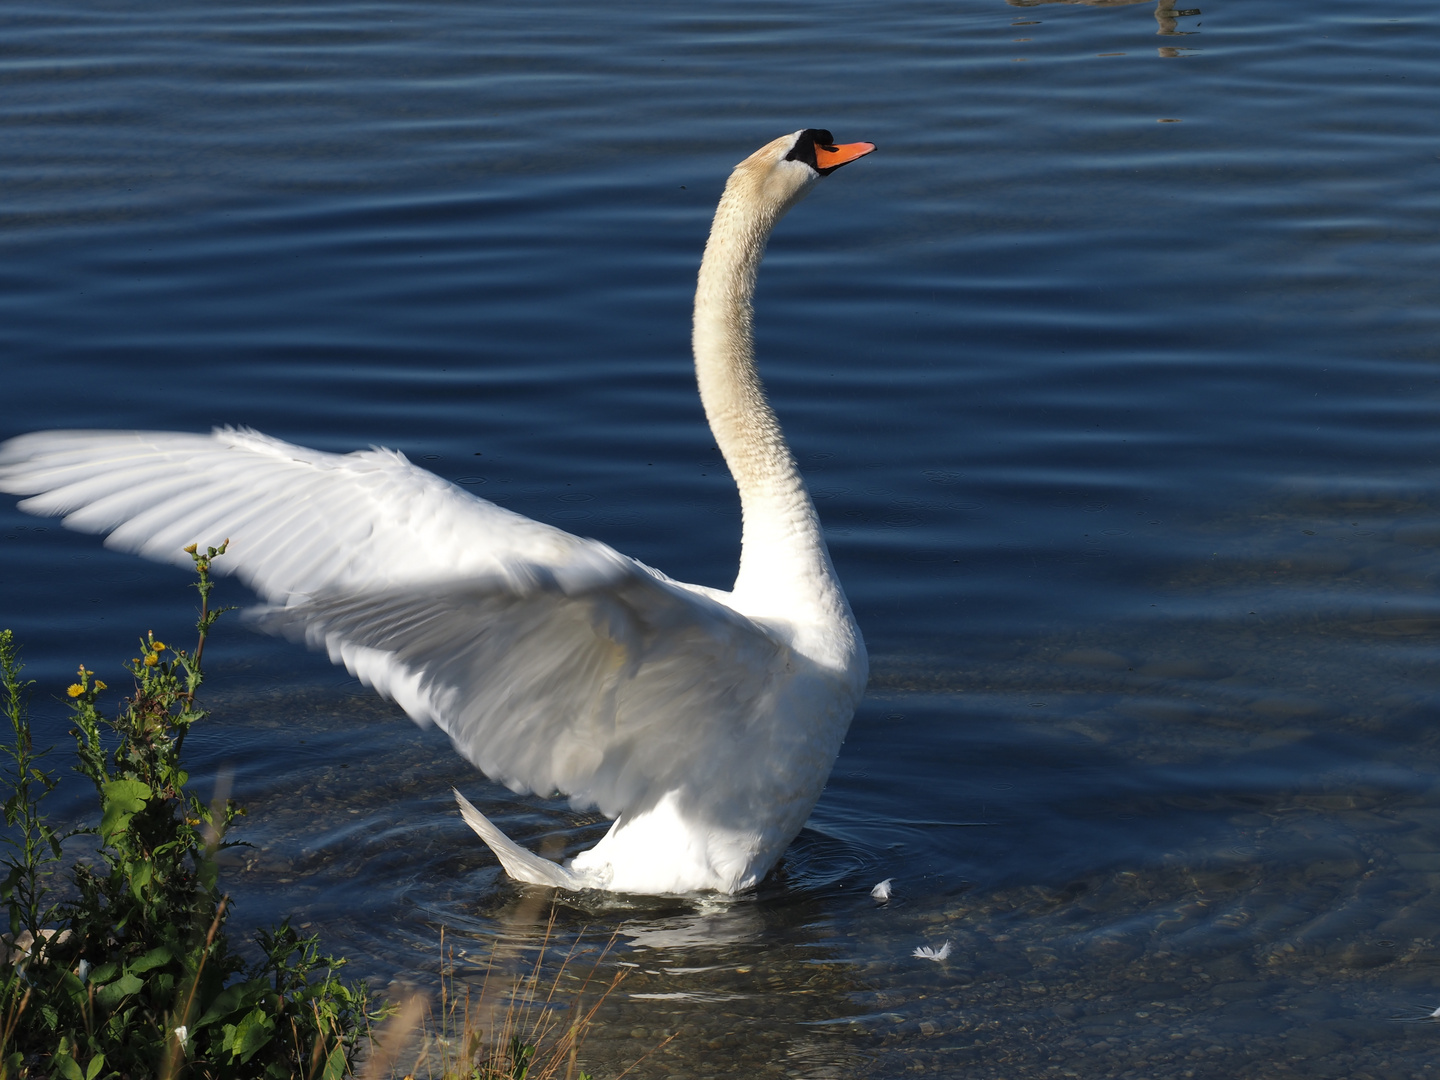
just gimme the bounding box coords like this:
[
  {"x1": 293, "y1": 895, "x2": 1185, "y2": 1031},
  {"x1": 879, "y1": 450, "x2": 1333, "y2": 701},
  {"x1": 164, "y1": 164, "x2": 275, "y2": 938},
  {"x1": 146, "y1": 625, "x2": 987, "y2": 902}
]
[
  {"x1": 913, "y1": 941, "x2": 951, "y2": 962},
  {"x1": 0, "y1": 129, "x2": 875, "y2": 894}
]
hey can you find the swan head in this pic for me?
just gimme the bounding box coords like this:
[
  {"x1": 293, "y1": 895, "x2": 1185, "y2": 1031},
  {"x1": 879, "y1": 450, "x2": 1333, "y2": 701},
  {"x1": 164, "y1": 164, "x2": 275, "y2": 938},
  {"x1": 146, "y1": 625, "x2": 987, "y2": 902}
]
[
  {"x1": 728, "y1": 129, "x2": 876, "y2": 222},
  {"x1": 780, "y1": 129, "x2": 877, "y2": 176}
]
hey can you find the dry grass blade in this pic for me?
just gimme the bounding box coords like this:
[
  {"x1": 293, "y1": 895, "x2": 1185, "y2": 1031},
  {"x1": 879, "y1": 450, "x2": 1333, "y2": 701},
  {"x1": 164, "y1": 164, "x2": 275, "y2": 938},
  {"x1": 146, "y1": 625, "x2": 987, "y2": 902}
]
[
  {"x1": 160, "y1": 895, "x2": 229, "y2": 1080},
  {"x1": 396, "y1": 906, "x2": 650, "y2": 1080},
  {"x1": 361, "y1": 992, "x2": 428, "y2": 1080}
]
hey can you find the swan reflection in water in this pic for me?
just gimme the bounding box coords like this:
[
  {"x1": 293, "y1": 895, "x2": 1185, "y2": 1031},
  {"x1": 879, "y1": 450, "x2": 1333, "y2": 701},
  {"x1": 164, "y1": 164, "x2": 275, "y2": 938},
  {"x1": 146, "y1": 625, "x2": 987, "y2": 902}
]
[{"x1": 1008, "y1": 0, "x2": 1201, "y2": 57}]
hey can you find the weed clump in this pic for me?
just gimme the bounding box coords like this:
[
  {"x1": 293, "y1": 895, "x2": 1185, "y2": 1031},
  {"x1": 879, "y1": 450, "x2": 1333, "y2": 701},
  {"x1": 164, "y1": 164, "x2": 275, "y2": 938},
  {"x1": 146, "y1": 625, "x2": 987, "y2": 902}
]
[{"x1": 0, "y1": 543, "x2": 376, "y2": 1078}]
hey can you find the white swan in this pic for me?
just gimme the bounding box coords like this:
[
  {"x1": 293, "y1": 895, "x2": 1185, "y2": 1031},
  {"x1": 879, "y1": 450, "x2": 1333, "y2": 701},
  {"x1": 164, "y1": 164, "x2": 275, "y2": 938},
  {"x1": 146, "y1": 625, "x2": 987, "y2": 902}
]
[{"x1": 0, "y1": 129, "x2": 875, "y2": 895}]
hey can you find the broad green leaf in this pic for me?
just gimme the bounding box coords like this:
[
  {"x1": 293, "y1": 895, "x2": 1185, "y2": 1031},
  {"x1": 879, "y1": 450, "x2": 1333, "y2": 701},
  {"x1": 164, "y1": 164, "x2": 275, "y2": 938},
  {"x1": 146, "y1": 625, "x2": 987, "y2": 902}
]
[
  {"x1": 84, "y1": 1053, "x2": 106, "y2": 1080},
  {"x1": 99, "y1": 779, "x2": 151, "y2": 842},
  {"x1": 55, "y1": 1054, "x2": 84, "y2": 1080},
  {"x1": 95, "y1": 971, "x2": 143, "y2": 1010},
  {"x1": 230, "y1": 1007, "x2": 274, "y2": 1063},
  {"x1": 88, "y1": 962, "x2": 118, "y2": 984},
  {"x1": 127, "y1": 859, "x2": 152, "y2": 901},
  {"x1": 195, "y1": 976, "x2": 267, "y2": 1030},
  {"x1": 129, "y1": 944, "x2": 172, "y2": 973},
  {"x1": 320, "y1": 1044, "x2": 347, "y2": 1080},
  {"x1": 57, "y1": 969, "x2": 87, "y2": 1000}
]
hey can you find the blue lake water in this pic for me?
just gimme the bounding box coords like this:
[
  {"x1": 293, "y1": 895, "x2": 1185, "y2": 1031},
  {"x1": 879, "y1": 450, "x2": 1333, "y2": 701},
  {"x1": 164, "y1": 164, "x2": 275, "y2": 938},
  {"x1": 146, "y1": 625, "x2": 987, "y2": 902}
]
[{"x1": 4, "y1": 0, "x2": 1440, "y2": 1075}]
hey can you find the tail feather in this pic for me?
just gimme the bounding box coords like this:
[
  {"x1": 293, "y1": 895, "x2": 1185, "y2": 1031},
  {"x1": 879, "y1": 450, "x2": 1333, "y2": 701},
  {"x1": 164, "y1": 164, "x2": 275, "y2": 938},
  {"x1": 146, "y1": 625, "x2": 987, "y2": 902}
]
[{"x1": 452, "y1": 789, "x2": 587, "y2": 889}]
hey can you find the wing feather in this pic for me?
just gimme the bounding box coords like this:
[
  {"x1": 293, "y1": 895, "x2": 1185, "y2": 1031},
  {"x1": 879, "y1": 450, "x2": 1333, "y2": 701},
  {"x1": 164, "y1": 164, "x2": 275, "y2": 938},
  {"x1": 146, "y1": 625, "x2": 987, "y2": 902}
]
[
  {"x1": 254, "y1": 569, "x2": 794, "y2": 818},
  {"x1": 0, "y1": 427, "x2": 792, "y2": 817}
]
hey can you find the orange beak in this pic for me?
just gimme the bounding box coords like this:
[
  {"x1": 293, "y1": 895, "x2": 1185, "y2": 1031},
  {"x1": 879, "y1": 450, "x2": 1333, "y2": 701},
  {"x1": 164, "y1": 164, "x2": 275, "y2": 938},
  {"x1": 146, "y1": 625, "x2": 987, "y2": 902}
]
[{"x1": 814, "y1": 140, "x2": 877, "y2": 173}]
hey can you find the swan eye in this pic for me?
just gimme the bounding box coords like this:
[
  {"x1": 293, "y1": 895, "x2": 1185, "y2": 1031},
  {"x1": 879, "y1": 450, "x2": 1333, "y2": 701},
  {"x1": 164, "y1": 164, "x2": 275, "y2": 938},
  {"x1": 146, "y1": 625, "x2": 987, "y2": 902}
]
[{"x1": 785, "y1": 128, "x2": 835, "y2": 170}]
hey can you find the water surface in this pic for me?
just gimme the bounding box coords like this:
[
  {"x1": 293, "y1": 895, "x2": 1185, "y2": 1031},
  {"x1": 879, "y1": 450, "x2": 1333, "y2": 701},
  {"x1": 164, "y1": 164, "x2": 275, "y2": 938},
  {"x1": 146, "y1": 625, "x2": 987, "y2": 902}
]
[{"x1": 4, "y1": 0, "x2": 1440, "y2": 1076}]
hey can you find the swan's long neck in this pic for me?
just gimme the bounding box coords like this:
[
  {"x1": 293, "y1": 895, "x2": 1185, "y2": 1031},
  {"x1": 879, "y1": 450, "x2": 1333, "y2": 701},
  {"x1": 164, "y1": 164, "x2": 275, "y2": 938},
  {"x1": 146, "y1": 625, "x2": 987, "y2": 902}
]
[{"x1": 692, "y1": 162, "x2": 850, "y2": 640}]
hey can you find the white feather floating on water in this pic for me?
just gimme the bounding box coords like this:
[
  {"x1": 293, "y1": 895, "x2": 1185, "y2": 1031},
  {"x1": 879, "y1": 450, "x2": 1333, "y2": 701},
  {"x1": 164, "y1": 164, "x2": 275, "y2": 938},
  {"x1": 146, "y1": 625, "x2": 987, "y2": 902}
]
[
  {"x1": 870, "y1": 878, "x2": 893, "y2": 901},
  {"x1": 913, "y1": 941, "x2": 951, "y2": 961}
]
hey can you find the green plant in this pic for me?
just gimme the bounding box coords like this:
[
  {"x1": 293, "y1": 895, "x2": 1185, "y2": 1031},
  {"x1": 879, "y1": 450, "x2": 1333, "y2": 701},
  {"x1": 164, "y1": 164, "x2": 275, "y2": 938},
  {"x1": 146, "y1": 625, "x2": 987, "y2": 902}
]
[
  {"x1": 0, "y1": 627, "x2": 74, "y2": 1077},
  {"x1": 1, "y1": 629, "x2": 73, "y2": 969},
  {"x1": 0, "y1": 543, "x2": 378, "y2": 1078}
]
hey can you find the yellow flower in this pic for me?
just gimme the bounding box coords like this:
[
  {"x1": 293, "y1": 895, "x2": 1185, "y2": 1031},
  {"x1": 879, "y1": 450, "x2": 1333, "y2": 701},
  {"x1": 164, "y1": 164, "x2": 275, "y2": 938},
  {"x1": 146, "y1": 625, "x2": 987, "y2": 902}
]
[
  {"x1": 150, "y1": 641, "x2": 166, "y2": 652},
  {"x1": 67, "y1": 684, "x2": 84, "y2": 698},
  {"x1": 183, "y1": 543, "x2": 198, "y2": 554},
  {"x1": 143, "y1": 653, "x2": 159, "y2": 668},
  {"x1": 93, "y1": 680, "x2": 107, "y2": 691}
]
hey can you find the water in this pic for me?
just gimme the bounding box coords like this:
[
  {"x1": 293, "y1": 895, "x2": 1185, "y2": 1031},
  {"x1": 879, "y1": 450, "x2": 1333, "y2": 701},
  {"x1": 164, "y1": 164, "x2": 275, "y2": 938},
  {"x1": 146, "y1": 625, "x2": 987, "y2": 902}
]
[{"x1": 3, "y1": 0, "x2": 1440, "y2": 1075}]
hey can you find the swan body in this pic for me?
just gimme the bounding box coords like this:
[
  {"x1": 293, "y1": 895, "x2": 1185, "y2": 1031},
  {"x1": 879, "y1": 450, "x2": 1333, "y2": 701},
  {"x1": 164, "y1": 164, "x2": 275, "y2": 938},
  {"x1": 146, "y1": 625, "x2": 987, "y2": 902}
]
[{"x1": 0, "y1": 129, "x2": 875, "y2": 895}]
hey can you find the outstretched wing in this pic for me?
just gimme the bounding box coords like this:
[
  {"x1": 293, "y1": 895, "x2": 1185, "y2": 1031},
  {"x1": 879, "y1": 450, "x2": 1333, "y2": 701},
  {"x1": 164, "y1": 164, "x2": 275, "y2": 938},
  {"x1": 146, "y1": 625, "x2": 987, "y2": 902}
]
[{"x1": 0, "y1": 428, "x2": 793, "y2": 817}]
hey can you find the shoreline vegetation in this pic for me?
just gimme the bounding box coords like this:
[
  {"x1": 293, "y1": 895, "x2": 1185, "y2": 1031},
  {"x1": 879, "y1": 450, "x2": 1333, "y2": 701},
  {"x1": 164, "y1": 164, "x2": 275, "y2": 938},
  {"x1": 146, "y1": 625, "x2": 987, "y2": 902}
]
[{"x1": 0, "y1": 547, "x2": 631, "y2": 1079}]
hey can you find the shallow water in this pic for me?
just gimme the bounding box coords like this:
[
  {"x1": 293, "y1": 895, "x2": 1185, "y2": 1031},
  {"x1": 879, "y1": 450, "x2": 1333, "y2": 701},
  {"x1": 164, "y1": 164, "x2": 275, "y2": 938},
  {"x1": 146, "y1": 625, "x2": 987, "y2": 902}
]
[{"x1": 4, "y1": 0, "x2": 1440, "y2": 1076}]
